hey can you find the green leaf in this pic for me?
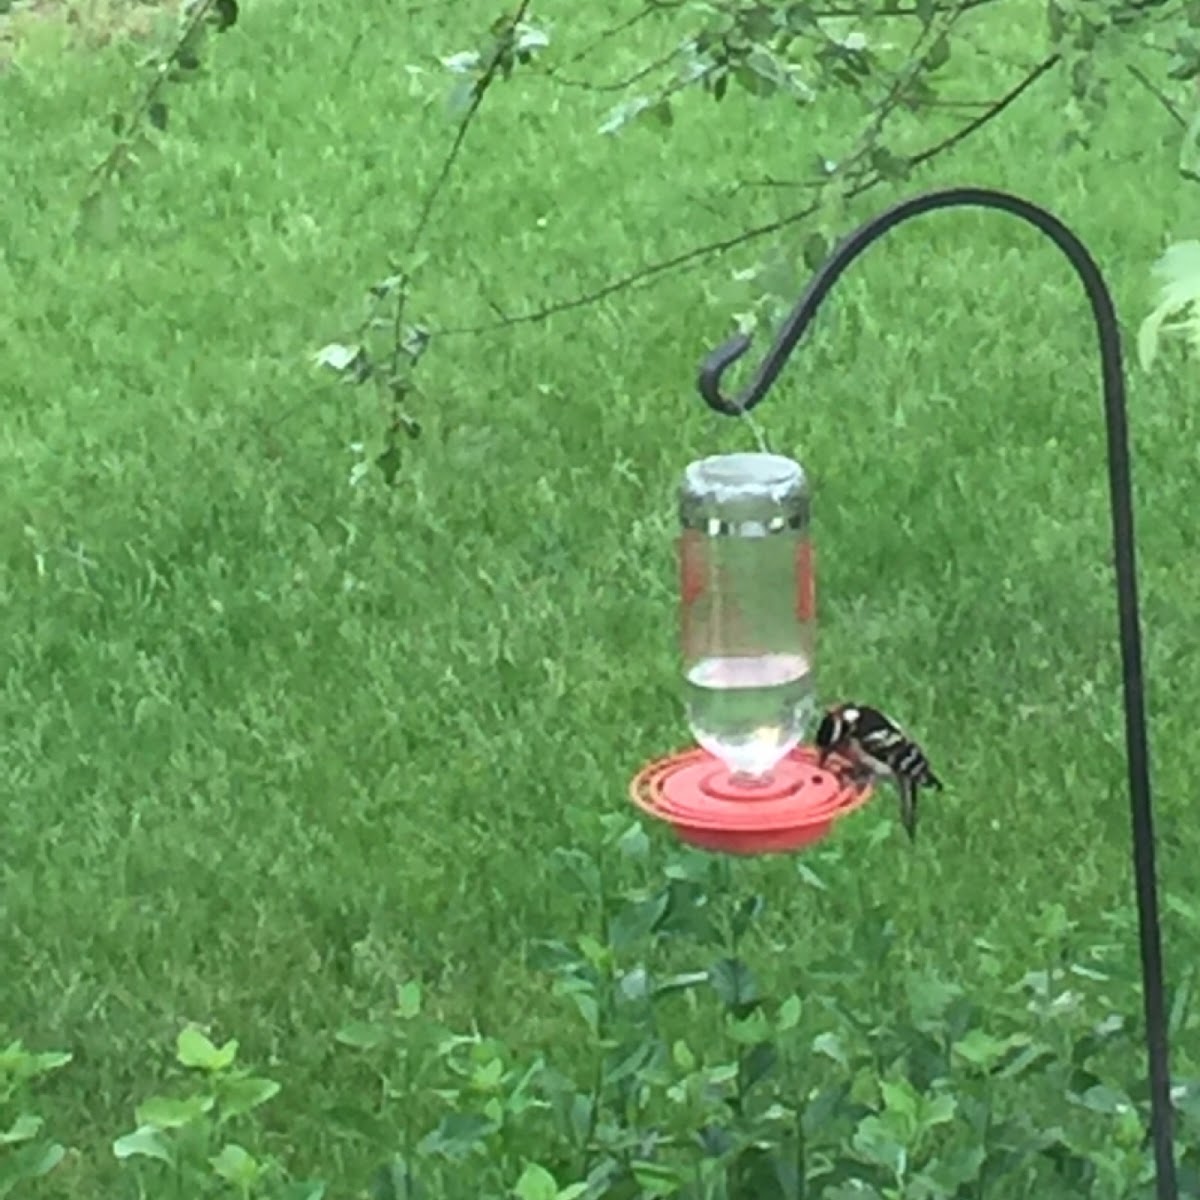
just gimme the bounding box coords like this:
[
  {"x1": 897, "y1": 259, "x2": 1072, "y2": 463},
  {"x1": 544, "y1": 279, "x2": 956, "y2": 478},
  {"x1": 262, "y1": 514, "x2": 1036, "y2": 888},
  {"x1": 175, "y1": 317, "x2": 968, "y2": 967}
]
[
  {"x1": 735, "y1": 50, "x2": 785, "y2": 98},
  {"x1": 777, "y1": 994, "x2": 802, "y2": 1031},
  {"x1": 211, "y1": 0, "x2": 238, "y2": 31},
  {"x1": 953, "y1": 1028, "x2": 1029, "y2": 1071},
  {"x1": 906, "y1": 972, "x2": 963, "y2": 1030},
  {"x1": 176, "y1": 1028, "x2": 237, "y2": 1071},
  {"x1": 784, "y1": 3, "x2": 817, "y2": 31},
  {"x1": 396, "y1": 981, "x2": 422, "y2": 1019},
  {"x1": 631, "y1": 1160, "x2": 685, "y2": 1196},
  {"x1": 514, "y1": 1162, "x2": 559, "y2": 1200},
  {"x1": 926, "y1": 1142, "x2": 986, "y2": 1189},
  {"x1": 672, "y1": 1040, "x2": 696, "y2": 1072},
  {"x1": 880, "y1": 1078, "x2": 919, "y2": 1121},
  {"x1": 446, "y1": 78, "x2": 478, "y2": 118},
  {"x1": 440, "y1": 50, "x2": 481, "y2": 75},
  {"x1": 147, "y1": 101, "x2": 168, "y2": 131},
  {"x1": 0, "y1": 1114, "x2": 41, "y2": 1145},
  {"x1": 618, "y1": 966, "x2": 650, "y2": 1001},
  {"x1": 26, "y1": 1051, "x2": 72, "y2": 1078},
  {"x1": 731, "y1": 894, "x2": 765, "y2": 939},
  {"x1": 315, "y1": 342, "x2": 364, "y2": 373},
  {"x1": 29, "y1": 1143, "x2": 66, "y2": 1180},
  {"x1": 576, "y1": 935, "x2": 608, "y2": 970},
  {"x1": 653, "y1": 970, "x2": 709, "y2": 998},
  {"x1": 113, "y1": 1125, "x2": 174, "y2": 1164},
  {"x1": 558, "y1": 982, "x2": 598, "y2": 1033},
  {"x1": 795, "y1": 861, "x2": 827, "y2": 890},
  {"x1": 801, "y1": 232, "x2": 829, "y2": 272},
  {"x1": 813, "y1": 1031, "x2": 849, "y2": 1068},
  {"x1": 647, "y1": 99, "x2": 674, "y2": 130},
  {"x1": 707, "y1": 1062, "x2": 738, "y2": 1085},
  {"x1": 851, "y1": 1115, "x2": 906, "y2": 1172},
  {"x1": 920, "y1": 1092, "x2": 958, "y2": 1127},
  {"x1": 376, "y1": 443, "x2": 402, "y2": 486},
  {"x1": 803, "y1": 1081, "x2": 852, "y2": 1137},
  {"x1": 1075, "y1": 1084, "x2": 1133, "y2": 1115},
  {"x1": 738, "y1": 1042, "x2": 778, "y2": 1094},
  {"x1": 336, "y1": 1021, "x2": 389, "y2": 1050},
  {"x1": 609, "y1": 893, "x2": 669, "y2": 951},
  {"x1": 281, "y1": 1184, "x2": 327, "y2": 1200},
  {"x1": 1139, "y1": 308, "x2": 1173, "y2": 373},
  {"x1": 469, "y1": 1057, "x2": 505, "y2": 1093},
  {"x1": 995, "y1": 1041, "x2": 1057, "y2": 1080},
  {"x1": 417, "y1": 1112, "x2": 498, "y2": 1161},
  {"x1": 514, "y1": 23, "x2": 550, "y2": 56},
  {"x1": 726, "y1": 1008, "x2": 771, "y2": 1046},
  {"x1": 599, "y1": 97, "x2": 653, "y2": 136},
  {"x1": 868, "y1": 146, "x2": 910, "y2": 181},
  {"x1": 217, "y1": 1075, "x2": 281, "y2": 1119},
  {"x1": 369, "y1": 1158, "x2": 412, "y2": 1200},
  {"x1": 211, "y1": 1143, "x2": 260, "y2": 1186},
  {"x1": 616, "y1": 821, "x2": 650, "y2": 859},
  {"x1": 924, "y1": 34, "x2": 950, "y2": 71},
  {"x1": 1140, "y1": 240, "x2": 1200, "y2": 371},
  {"x1": 0, "y1": 1142, "x2": 66, "y2": 1195},
  {"x1": 1168, "y1": 46, "x2": 1200, "y2": 81},
  {"x1": 135, "y1": 1094, "x2": 214, "y2": 1128},
  {"x1": 708, "y1": 957, "x2": 761, "y2": 1012}
]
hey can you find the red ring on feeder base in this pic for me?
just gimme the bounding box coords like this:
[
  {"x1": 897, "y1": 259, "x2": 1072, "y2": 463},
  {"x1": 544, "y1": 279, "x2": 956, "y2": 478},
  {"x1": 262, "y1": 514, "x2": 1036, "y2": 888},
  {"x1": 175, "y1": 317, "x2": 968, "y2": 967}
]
[{"x1": 629, "y1": 745, "x2": 873, "y2": 854}]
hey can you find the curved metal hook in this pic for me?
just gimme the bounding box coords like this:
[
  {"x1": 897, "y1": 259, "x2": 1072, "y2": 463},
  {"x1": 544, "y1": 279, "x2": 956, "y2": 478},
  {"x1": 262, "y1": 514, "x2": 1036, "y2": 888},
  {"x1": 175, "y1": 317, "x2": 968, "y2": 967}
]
[
  {"x1": 699, "y1": 188, "x2": 1099, "y2": 415},
  {"x1": 697, "y1": 186, "x2": 1177, "y2": 1199}
]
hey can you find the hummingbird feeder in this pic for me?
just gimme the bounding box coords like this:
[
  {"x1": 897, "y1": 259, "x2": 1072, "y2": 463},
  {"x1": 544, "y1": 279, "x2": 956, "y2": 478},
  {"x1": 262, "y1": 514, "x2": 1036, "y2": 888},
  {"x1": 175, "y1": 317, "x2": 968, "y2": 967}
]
[
  {"x1": 629, "y1": 450, "x2": 873, "y2": 853},
  {"x1": 628, "y1": 186, "x2": 1178, "y2": 1198}
]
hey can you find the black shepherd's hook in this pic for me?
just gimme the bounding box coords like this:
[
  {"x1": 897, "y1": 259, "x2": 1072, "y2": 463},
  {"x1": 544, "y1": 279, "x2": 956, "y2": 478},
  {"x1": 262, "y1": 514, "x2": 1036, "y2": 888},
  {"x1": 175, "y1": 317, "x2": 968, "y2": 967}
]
[{"x1": 700, "y1": 186, "x2": 1177, "y2": 1199}]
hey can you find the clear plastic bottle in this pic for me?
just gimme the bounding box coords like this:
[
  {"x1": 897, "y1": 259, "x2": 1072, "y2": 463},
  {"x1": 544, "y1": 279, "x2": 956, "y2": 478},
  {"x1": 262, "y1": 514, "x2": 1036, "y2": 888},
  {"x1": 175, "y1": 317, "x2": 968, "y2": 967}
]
[{"x1": 679, "y1": 452, "x2": 816, "y2": 784}]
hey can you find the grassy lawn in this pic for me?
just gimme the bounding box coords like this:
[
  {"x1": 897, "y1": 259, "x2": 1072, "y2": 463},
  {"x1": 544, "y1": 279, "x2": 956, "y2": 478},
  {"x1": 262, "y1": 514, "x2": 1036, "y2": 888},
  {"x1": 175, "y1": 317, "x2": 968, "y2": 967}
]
[{"x1": 5, "y1": 0, "x2": 1200, "y2": 1193}]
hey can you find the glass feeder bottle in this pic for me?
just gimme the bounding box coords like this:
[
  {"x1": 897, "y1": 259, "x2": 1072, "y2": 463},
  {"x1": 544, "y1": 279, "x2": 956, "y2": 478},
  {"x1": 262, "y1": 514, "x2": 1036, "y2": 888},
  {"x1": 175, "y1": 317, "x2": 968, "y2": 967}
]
[{"x1": 679, "y1": 452, "x2": 816, "y2": 784}]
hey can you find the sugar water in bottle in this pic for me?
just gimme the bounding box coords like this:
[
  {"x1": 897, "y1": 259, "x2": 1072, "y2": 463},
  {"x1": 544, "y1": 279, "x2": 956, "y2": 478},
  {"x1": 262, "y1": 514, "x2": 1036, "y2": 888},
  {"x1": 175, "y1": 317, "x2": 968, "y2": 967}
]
[{"x1": 679, "y1": 452, "x2": 816, "y2": 785}]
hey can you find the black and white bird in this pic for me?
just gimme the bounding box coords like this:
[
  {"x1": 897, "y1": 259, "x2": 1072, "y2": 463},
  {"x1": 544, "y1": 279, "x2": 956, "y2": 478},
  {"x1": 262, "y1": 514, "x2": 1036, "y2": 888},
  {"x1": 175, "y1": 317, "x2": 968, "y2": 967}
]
[{"x1": 814, "y1": 702, "x2": 942, "y2": 841}]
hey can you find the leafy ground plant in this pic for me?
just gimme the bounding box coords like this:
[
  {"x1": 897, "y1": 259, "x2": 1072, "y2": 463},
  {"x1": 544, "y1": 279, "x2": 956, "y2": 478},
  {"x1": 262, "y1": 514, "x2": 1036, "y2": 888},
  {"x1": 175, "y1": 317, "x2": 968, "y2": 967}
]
[
  {"x1": 328, "y1": 825, "x2": 1187, "y2": 1199},
  {"x1": 112, "y1": 1027, "x2": 323, "y2": 1200},
  {"x1": 0, "y1": 1037, "x2": 71, "y2": 1197}
]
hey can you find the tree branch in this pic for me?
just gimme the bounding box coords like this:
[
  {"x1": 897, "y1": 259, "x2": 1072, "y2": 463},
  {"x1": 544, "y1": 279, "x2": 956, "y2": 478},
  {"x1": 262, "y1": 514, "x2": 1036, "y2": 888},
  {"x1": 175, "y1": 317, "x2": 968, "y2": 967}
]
[
  {"x1": 84, "y1": 0, "x2": 235, "y2": 195},
  {"x1": 1126, "y1": 62, "x2": 1187, "y2": 127},
  {"x1": 430, "y1": 52, "x2": 1060, "y2": 339},
  {"x1": 541, "y1": 44, "x2": 685, "y2": 93},
  {"x1": 810, "y1": 0, "x2": 1003, "y2": 13},
  {"x1": 560, "y1": 2, "x2": 682, "y2": 69},
  {"x1": 382, "y1": 0, "x2": 533, "y2": 383}
]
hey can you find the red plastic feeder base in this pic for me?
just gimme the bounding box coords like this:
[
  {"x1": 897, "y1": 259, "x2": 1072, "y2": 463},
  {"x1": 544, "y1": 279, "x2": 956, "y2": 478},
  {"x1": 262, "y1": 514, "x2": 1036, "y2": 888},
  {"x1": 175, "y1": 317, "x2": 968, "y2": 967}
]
[{"x1": 629, "y1": 745, "x2": 873, "y2": 854}]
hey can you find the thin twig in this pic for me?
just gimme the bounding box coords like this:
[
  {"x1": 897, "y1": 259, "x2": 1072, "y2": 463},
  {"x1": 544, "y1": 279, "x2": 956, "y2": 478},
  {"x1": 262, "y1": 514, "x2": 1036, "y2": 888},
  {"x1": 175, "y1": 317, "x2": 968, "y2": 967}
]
[
  {"x1": 340, "y1": 0, "x2": 459, "y2": 75},
  {"x1": 541, "y1": 44, "x2": 684, "y2": 93},
  {"x1": 86, "y1": 0, "x2": 226, "y2": 191},
  {"x1": 1127, "y1": 62, "x2": 1187, "y2": 127},
  {"x1": 561, "y1": 1, "x2": 686, "y2": 68},
  {"x1": 429, "y1": 52, "x2": 1059, "y2": 339},
  {"x1": 907, "y1": 52, "x2": 1057, "y2": 167},
  {"x1": 405, "y1": 6, "x2": 532, "y2": 259},
  {"x1": 387, "y1": 0, "x2": 533, "y2": 382},
  {"x1": 812, "y1": 0, "x2": 1002, "y2": 12}
]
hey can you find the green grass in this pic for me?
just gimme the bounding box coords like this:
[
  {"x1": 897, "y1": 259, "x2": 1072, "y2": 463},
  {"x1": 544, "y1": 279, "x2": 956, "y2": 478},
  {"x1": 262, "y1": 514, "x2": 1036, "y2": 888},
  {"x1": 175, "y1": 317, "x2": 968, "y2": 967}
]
[{"x1": 5, "y1": 0, "x2": 1200, "y2": 1192}]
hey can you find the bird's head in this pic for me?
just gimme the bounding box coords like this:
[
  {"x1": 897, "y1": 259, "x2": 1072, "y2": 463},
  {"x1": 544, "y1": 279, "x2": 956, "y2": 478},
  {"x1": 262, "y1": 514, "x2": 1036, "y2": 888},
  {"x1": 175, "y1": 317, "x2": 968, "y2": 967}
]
[{"x1": 815, "y1": 703, "x2": 860, "y2": 766}]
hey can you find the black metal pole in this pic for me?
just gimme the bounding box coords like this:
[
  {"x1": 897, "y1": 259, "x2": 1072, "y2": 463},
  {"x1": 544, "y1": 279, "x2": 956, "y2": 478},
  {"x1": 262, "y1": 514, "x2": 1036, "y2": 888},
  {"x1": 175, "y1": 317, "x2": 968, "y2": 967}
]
[{"x1": 697, "y1": 186, "x2": 1176, "y2": 1199}]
